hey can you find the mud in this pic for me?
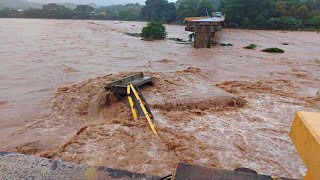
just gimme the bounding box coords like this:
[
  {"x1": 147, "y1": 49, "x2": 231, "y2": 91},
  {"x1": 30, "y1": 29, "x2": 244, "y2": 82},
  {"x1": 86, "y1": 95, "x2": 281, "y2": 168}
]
[{"x1": 1, "y1": 19, "x2": 320, "y2": 179}]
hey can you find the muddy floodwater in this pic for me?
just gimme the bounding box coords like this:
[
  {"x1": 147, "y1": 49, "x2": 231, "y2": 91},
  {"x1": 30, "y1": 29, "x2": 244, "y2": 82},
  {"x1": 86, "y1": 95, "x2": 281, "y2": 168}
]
[{"x1": 1, "y1": 18, "x2": 320, "y2": 178}]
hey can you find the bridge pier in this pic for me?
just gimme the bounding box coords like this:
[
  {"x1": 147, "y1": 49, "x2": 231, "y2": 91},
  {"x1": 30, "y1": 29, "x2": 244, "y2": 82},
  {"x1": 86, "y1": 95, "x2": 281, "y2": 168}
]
[
  {"x1": 194, "y1": 32, "x2": 212, "y2": 48},
  {"x1": 185, "y1": 19, "x2": 222, "y2": 49}
]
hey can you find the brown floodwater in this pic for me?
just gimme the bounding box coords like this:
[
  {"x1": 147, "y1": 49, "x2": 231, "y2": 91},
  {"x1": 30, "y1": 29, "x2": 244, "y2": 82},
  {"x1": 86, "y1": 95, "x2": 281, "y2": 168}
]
[
  {"x1": 0, "y1": 18, "x2": 320, "y2": 178},
  {"x1": 0, "y1": 18, "x2": 190, "y2": 137}
]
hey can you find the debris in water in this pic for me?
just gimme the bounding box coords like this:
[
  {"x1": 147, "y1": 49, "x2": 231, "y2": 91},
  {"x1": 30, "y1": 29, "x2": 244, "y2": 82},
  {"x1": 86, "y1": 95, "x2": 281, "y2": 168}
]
[
  {"x1": 220, "y1": 43, "x2": 233, "y2": 46},
  {"x1": 244, "y1": 44, "x2": 257, "y2": 49},
  {"x1": 262, "y1": 48, "x2": 284, "y2": 53}
]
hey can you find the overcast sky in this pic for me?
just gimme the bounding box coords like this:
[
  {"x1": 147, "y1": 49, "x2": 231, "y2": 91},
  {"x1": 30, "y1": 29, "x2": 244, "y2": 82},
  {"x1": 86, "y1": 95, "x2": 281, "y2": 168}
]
[{"x1": 28, "y1": 0, "x2": 177, "y2": 6}]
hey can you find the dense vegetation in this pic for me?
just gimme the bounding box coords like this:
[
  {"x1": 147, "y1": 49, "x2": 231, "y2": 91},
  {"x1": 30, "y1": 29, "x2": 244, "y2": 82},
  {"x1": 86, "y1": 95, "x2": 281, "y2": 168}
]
[
  {"x1": 0, "y1": 3, "x2": 143, "y2": 20},
  {"x1": 0, "y1": 0, "x2": 43, "y2": 9},
  {"x1": 1, "y1": 0, "x2": 320, "y2": 30},
  {"x1": 141, "y1": 21, "x2": 167, "y2": 39},
  {"x1": 220, "y1": 0, "x2": 320, "y2": 30},
  {"x1": 141, "y1": 0, "x2": 177, "y2": 22},
  {"x1": 96, "y1": 3, "x2": 143, "y2": 20}
]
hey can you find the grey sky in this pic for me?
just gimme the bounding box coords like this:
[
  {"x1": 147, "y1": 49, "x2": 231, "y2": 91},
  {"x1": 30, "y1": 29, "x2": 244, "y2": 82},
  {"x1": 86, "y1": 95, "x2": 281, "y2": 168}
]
[{"x1": 27, "y1": 0, "x2": 177, "y2": 6}]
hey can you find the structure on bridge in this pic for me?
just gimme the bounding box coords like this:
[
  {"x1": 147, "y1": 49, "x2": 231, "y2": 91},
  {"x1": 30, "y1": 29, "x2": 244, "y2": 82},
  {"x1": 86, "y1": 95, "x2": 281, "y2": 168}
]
[{"x1": 185, "y1": 13, "x2": 225, "y2": 48}]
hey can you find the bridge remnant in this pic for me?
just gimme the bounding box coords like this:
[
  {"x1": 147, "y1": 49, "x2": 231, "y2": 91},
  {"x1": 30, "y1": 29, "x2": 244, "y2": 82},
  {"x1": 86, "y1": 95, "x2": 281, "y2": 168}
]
[{"x1": 185, "y1": 16, "x2": 225, "y2": 48}]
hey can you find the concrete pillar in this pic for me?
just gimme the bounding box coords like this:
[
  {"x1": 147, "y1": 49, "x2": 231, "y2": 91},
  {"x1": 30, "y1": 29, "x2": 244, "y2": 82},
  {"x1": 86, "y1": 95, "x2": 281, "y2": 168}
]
[
  {"x1": 210, "y1": 32, "x2": 216, "y2": 44},
  {"x1": 194, "y1": 32, "x2": 212, "y2": 48}
]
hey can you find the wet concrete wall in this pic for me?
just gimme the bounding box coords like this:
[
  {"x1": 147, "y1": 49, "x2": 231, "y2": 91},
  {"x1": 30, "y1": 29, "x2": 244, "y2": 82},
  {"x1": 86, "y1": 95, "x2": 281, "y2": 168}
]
[{"x1": 0, "y1": 152, "x2": 159, "y2": 179}]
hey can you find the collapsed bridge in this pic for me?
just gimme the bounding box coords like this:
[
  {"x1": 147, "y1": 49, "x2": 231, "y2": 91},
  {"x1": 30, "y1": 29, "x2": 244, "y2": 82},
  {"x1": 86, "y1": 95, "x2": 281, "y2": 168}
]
[{"x1": 185, "y1": 14, "x2": 225, "y2": 48}]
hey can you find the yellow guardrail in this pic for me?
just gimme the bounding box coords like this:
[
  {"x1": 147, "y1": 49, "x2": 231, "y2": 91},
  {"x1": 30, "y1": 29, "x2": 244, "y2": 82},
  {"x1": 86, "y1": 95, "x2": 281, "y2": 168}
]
[
  {"x1": 127, "y1": 84, "x2": 158, "y2": 135},
  {"x1": 127, "y1": 85, "x2": 138, "y2": 120}
]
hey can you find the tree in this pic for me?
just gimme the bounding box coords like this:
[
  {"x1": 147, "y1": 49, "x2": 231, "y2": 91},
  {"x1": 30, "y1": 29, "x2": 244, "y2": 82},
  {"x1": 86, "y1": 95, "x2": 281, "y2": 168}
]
[
  {"x1": 23, "y1": 8, "x2": 45, "y2": 18},
  {"x1": 42, "y1": 3, "x2": 73, "y2": 19},
  {"x1": 96, "y1": 3, "x2": 143, "y2": 20},
  {"x1": 243, "y1": 17, "x2": 251, "y2": 28},
  {"x1": 1, "y1": 0, "x2": 320, "y2": 31},
  {"x1": 141, "y1": 21, "x2": 167, "y2": 39},
  {"x1": 74, "y1": 5, "x2": 94, "y2": 19},
  {"x1": 161, "y1": 2, "x2": 177, "y2": 22},
  {"x1": 268, "y1": 16, "x2": 302, "y2": 30},
  {"x1": 250, "y1": 14, "x2": 269, "y2": 29},
  {"x1": 306, "y1": 0, "x2": 320, "y2": 10},
  {"x1": 197, "y1": 0, "x2": 213, "y2": 16},
  {"x1": 42, "y1": 3, "x2": 59, "y2": 11},
  {"x1": 220, "y1": 0, "x2": 273, "y2": 27},
  {"x1": 141, "y1": 0, "x2": 177, "y2": 23},
  {"x1": 210, "y1": 0, "x2": 221, "y2": 9},
  {"x1": 176, "y1": 0, "x2": 199, "y2": 21},
  {"x1": 275, "y1": 2, "x2": 287, "y2": 17},
  {"x1": 294, "y1": 5, "x2": 310, "y2": 19},
  {"x1": 305, "y1": 16, "x2": 320, "y2": 29},
  {"x1": 176, "y1": 0, "x2": 213, "y2": 21},
  {"x1": 0, "y1": 8, "x2": 22, "y2": 18}
]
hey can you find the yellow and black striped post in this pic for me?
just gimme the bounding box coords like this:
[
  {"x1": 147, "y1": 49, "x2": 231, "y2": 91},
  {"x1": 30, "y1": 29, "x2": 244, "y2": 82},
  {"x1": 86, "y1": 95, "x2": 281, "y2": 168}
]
[
  {"x1": 127, "y1": 85, "x2": 138, "y2": 120},
  {"x1": 127, "y1": 84, "x2": 158, "y2": 135}
]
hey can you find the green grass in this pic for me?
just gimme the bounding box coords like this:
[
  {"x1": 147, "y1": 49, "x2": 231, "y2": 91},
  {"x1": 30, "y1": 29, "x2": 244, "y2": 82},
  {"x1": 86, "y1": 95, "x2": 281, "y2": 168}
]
[
  {"x1": 244, "y1": 44, "x2": 257, "y2": 49},
  {"x1": 262, "y1": 47, "x2": 285, "y2": 53}
]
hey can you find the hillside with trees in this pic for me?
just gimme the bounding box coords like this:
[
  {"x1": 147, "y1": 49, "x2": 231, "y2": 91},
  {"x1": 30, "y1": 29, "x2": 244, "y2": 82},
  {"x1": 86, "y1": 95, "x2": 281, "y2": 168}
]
[
  {"x1": 0, "y1": 0, "x2": 43, "y2": 9},
  {"x1": 95, "y1": 3, "x2": 143, "y2": 20},
  {"x1": 141, "y1": 0, "x2": 177, "y2": 22},
  {"x1": 220, "y1": 0, "x2": 320, "y2": 30},
  {"x1": 0, "y1": 0, "x2": 320, "y2": 30}
]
